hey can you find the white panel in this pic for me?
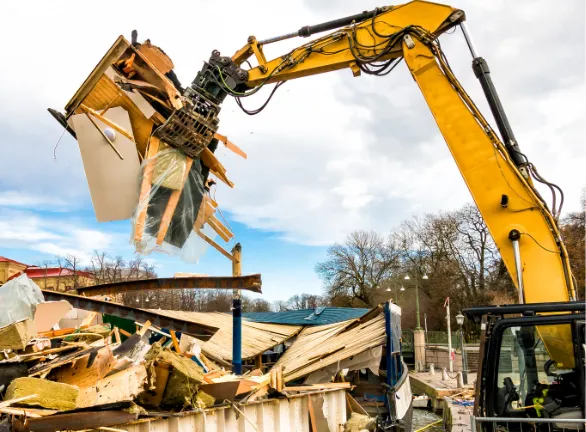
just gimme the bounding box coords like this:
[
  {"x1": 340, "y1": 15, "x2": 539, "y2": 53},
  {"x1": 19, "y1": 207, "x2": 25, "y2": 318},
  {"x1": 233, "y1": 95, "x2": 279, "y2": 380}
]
[
  {"x1": 395, "y1": 376, "x2": 413, "y2": 419},
  {"x1": 117, "y1": 389, "x2": 348, "y2": 432}
]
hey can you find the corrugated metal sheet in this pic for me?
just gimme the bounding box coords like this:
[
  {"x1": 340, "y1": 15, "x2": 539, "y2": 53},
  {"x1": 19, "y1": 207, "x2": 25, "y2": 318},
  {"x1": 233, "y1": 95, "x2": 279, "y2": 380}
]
[
  {"x1": 149, "y1": 310, "x2": 302, "y2": 365},
  {"x1": 121, "y1": 388, "x2": 347, "y2": 432},
  {"x1": 244, "y1": 307, "x2": 369, "y2": 326},
  {"x1": 274, "y1": 306, "x2": 386, "y2": 383}
]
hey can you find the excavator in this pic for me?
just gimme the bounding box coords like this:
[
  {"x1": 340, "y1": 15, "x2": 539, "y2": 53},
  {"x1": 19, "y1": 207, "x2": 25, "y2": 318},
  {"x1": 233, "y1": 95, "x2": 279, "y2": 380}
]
[{"x1": 174, "y1": 1, "x2": 585, "y2": 429}]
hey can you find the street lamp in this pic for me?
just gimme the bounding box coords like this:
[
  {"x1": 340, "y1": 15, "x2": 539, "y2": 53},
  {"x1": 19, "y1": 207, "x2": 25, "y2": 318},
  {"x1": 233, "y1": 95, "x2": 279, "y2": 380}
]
[
  {"x1": 456, "y1": 312, "x2": 468, "y2": 385},
  {"x1": 404, "y1": 273, "x2": 428, "y2": 330}
]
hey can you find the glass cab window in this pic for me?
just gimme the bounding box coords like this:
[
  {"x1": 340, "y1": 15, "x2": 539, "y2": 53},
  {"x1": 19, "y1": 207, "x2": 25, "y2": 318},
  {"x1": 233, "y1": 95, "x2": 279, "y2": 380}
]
[{"x1": 494, "y1": 323, "x2": 583, "y2": 423}]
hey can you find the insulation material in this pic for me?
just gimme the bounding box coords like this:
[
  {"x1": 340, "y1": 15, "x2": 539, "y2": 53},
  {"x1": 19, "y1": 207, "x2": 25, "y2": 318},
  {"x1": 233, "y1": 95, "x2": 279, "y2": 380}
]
[
  {"x1": 131, "y1": 146, "x2": 215, "y2": 263},
  {"x1": 72, "y1": 107, "x2": 141, "y2": 222},
  {"x1": 0, "y1": 274, "x2": 44, "y2": 327}
]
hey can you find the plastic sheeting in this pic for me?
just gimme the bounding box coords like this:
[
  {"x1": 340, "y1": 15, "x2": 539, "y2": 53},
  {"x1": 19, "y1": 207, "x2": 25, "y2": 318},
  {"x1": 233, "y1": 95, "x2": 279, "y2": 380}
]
[
  {"x1": 0, "y1": 274, "x2": 44, "y2": 327},
  {"x1": 131, "y1": 145, "x2": 216, "y2": 263}
]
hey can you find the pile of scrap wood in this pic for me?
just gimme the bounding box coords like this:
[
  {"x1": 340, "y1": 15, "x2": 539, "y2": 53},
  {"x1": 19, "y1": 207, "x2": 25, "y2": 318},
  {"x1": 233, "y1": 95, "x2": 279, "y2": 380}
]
[{"x1": 49, "y1": 32, "x2": 244, "y2": 263}]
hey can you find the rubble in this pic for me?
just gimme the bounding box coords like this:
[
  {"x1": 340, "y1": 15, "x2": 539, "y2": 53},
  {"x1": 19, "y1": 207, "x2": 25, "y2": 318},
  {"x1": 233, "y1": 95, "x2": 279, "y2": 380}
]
[{"x1": 0, "y1": 275, "x2": 392, "y2": 431}]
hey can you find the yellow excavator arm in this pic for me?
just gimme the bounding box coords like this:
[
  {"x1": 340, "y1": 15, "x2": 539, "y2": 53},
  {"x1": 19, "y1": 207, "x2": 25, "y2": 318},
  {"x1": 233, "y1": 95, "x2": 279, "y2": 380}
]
[
  {"x1": 188, "y1": 0, "x2": 576, "y2": 367},
  {"x1": 194, "y1": 0, "x2": 575, "y2": 307}
]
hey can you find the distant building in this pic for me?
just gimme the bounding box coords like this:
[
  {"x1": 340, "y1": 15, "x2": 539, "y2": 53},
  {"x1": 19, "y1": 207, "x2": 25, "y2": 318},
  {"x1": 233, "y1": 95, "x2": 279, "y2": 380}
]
[
  {"x1": 0, "y1": 256, "x2": 94, "y2": 291},
  {"x1": 0, "y1": 256, "x2": 28, "y2": 284},
  {"x1": 24, "y1": 266, "x2": 95, "y2": 291}
]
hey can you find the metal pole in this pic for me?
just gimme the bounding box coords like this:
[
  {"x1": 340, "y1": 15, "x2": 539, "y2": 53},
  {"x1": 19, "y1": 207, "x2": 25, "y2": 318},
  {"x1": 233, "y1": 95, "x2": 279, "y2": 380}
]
[
  {"x1": 415, "y1": 276, "x2": 422, "y2": 330},
  {"x1": 383, "y1": 301, "x2": 394, "y2": 386},
  {"x1": 424, "y1": 313, "x2": 428, "y2": 344},
  {"x1": 459, "y1": 22, "x2": 479, "y2": 59},
  {"x1": 509, "y1": 229, "x2": 524, "y2": 304},
  {"x1": 446, "y1": 299, "x2": 453, "y2": 373},
  {"x1": 460, "y1": 325, "x2": 468, "y2": 385},
  {"x1": 232, "y1": 243, "x2": 242, "y2": 375}
]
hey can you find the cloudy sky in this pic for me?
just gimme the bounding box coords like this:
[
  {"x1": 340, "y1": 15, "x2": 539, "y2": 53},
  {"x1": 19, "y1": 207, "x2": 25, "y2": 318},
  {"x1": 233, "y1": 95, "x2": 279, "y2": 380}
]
[{"x1": 0, "y1": 0, "x2": 584, "y2": 302}]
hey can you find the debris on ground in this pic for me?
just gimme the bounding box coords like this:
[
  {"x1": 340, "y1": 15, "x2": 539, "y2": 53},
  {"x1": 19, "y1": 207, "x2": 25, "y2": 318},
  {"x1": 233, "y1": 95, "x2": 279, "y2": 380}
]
[{"x1": 0, "y1": 276, "x2": 390, "y2": 431}]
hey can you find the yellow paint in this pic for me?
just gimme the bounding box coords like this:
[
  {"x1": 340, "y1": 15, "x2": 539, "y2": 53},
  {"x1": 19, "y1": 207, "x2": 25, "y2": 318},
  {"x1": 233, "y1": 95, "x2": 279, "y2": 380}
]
[
  {"x1": 244, "y1": 1, "x2": 460, "y2": 86},
  {"x1": 233, "y1": 0, "x2": 576, "y2": 364}
]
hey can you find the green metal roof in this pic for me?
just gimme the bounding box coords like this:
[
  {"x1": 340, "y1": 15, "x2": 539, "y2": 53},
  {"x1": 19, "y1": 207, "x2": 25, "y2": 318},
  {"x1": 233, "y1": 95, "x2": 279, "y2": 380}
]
[{"x1": 243, "y1": 307, "x2": 369, "y2": 326}]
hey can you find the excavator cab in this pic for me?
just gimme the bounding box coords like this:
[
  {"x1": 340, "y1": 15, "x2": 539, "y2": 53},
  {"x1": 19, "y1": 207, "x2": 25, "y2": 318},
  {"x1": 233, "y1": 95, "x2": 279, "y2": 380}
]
[{"x1": 466, "y1": 302, "x2": 585, "y2": 431}]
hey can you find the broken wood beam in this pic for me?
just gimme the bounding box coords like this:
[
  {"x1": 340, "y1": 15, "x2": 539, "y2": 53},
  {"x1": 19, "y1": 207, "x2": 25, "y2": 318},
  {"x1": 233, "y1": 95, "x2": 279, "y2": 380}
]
[
  {"x1": 25, "y1": 410, "x2": 139, "y2": 432},
  {"x1": 77, "y1": 364, "x2": 147, "y2": 408},
  {"x1": 40, "y1": 290, "x2": 220, "y2": 341},
  {"x1": 79, "y1": 104, "x2": 135, "y2": 142},
  {"x1": 74, "y1": 274, "x2": 262, "y2": 296}
]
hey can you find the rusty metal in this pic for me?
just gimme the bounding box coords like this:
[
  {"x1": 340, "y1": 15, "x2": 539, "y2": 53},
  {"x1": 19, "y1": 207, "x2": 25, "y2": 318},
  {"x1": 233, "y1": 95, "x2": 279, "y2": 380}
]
[
  {"x1": 41, "y1": 290, "x2": 219, "y2": 340},
  {"x1": 75, "y1": 275, "x2": 262, "y2": 297}
]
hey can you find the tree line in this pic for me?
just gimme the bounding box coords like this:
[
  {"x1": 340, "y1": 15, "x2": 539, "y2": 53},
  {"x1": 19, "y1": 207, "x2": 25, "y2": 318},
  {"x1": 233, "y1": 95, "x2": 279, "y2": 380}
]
[
  {"x1": 316, "y1": 199, "x2": 585, "y2": 330},
  {"x1": 35, "y1": 251, "x2": 327, "y2": 313},
  {"x1": 34, "y1": 197, "x2": 583, "y2": 321}
]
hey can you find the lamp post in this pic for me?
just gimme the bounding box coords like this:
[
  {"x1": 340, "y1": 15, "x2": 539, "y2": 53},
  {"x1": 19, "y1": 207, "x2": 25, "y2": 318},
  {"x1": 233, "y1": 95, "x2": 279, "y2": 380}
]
[
  {"x1": 386, "y1": 284, "x2": 406, "y2": 304},
  {"x1": 404, "y1": 272, "x2": 428, "y2": 330},
  {"x1": 456, "y1": 312, "x2": 468, "y2": 385}
]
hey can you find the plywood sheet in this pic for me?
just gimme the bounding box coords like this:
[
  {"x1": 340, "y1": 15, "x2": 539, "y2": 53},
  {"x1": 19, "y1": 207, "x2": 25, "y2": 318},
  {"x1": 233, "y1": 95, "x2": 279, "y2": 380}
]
[
  {"x1": 72, "y1": 107, "x2": 140, "y2": 222},
  {"x1": 34, "y1": 300, "x2": 72, "y2": 332}
]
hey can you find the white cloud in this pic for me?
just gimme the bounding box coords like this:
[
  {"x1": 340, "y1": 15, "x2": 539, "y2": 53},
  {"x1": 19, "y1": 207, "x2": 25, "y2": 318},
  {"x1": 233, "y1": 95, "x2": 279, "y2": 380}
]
[
  {"x1": 0, "y1": 0, "x2": 583, "y2": 250},
  {"x1": 0, "y1": 191, "x2": 67, "y2": 209},
  {"x1": 0, "y1": 209, "x2": 115, "y2": 265}
]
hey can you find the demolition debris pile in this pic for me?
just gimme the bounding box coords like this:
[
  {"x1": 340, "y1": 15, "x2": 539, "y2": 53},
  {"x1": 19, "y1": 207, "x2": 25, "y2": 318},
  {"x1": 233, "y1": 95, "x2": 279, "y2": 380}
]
[{"x1": 0, "y1": 275, "x2": 389, "y2": 431}]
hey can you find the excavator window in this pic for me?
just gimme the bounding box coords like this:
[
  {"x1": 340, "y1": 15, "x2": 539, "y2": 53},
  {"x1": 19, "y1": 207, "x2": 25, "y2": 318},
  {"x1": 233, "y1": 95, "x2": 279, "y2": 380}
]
[{"x1": 493, "y1": 324, "x2": 582, "y2": 428}]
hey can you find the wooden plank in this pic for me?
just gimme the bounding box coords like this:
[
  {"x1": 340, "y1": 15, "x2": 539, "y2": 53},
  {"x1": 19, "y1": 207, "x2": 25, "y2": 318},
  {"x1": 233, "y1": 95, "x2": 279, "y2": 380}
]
[
  {"x1": 137, "y1": 360, "x2": 170, "y2": 408},
  {"x1": 195, "y1": 229, "x2": 237, "y2": 262},
  {"x1": 135, "y1": 136, "x2": 160, "y2": 242},
  {"x1": 155, "y1": 157, "x2": 194, "y2": 245},
  {"x1": 346, "y1": 392, "x2": 369, "y2": 416},
  {"x1": 0, "y1": 407, "x2": 57, "y2": 417},
  {"x1": 125, "y1": 45, "x2": 183, "y2": 110},
  {"x1": 27, "y1": 347, "x2": 96, "y2": 377},
  {"x1": 0, "y1": 395, "x2": 39, "y2": 409},
  {"x1": 308, "y1": 396, "x2": 318, "y2": 432},
  {"x1": 214, "y1": 133, "x2": 247, "y2": 159},
  {"x1": 50, "y1": 346, "x2": 115, "y2": 388},
  {"x1": 200, "y1": 148, "x2": 234, "y2": 187},
  {"x1": 170, "y1": 330, "x2": 181, "y2": 354},
  {"x1": 138, "y1": 41, "x2": 174, "y2": 74},
  {"x1": 79, "y1": 72, "x2": 155, "y2": 155},
  {"x1": 77, "y1": 364, "x2": 147, "y2": 408},
  {"x1": 65, "y1": 36, "x2": 130, "y2": 114},
  {"x1": 137, "y1": 320, "x2": 152, "y2": 336},
  {"x1": 310, "y1": 395, "x2": 331, "y2": 432},
  {"x1": 26, "y1": 410, "x2": 138, "y2": 432},
  {"x1": 283, "y1": 382, "x2": 351, "y2": 392},
  {"x1": 80, "y1": 104, "x2": 134, "y2": 142},
  {"x1": 207, "y1": 215, "x2": 233, "y2": 242}
]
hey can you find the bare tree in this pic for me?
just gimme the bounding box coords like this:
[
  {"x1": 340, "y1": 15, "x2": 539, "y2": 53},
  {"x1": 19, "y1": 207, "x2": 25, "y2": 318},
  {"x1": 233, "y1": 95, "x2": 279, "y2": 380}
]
[
  {"x1": 287, "y1": 293, "x2": 327, "y2": 310},
  {"x1": 242, "y1": 298, "x2": 272, "y2": 313},
  {"x1": 272, "y1": 300, "x2": 289, "y2": 312},
  {"x1": 316, "y1": 231, "x2": 400, "y2": 307}
]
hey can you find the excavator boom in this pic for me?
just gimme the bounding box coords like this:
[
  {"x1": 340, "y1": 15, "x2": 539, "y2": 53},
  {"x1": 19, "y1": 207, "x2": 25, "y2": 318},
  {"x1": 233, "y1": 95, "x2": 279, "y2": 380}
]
[{"x1": 190, "y1": 0, "x2": 575, "y2": 308}]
